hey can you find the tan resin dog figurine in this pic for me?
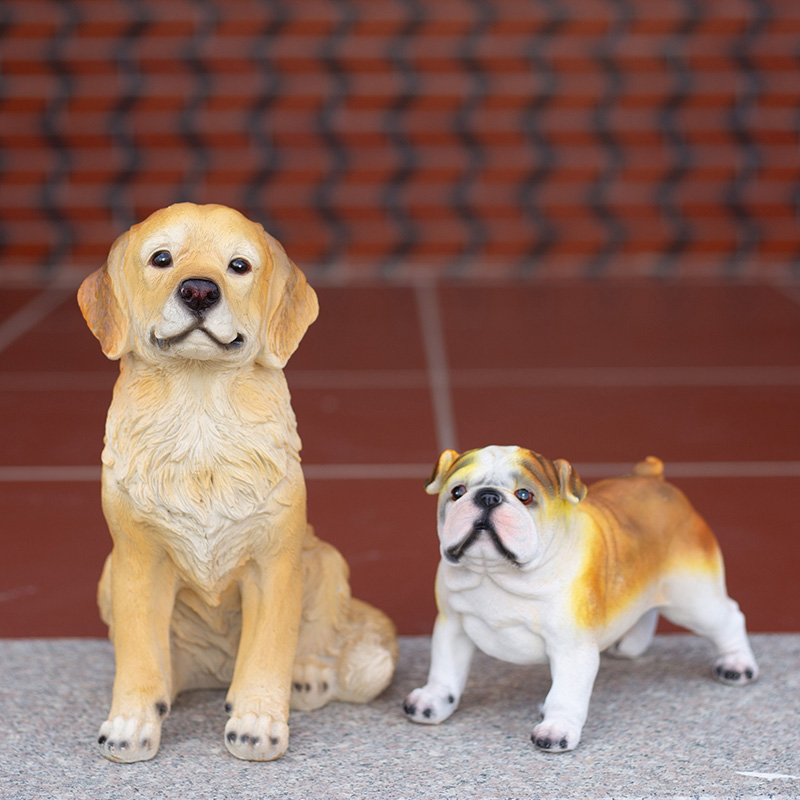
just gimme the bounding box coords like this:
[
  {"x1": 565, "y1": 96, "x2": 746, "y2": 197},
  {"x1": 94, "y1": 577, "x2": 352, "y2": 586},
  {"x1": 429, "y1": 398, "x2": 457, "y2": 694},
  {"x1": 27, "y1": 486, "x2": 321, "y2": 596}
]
[
  {"x1": 79, "y1": 203, "x2": 397, "y2": 763},
  {"x1": 404, "y1": 445, "x2": 758, "y2": 751}
]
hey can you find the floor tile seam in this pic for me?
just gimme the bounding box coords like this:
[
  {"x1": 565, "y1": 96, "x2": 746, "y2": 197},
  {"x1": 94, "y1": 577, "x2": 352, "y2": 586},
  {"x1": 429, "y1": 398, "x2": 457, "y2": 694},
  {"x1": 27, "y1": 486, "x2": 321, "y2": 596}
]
[
  {"x1": 5, "y1": 365, "x2": 800, "y2": 391},
  {"x1": 0, "y1": 289, "x2": 73, "y2": 355},
  {"x1": 414, "y1": 282, "x2": 459, "y2": 452},
  {"x1": 773, "y1": 283, "x2": 800, "y2": 308},
  {"x1": 4, "y1": 462, "x2": 800, "y2": 482}
]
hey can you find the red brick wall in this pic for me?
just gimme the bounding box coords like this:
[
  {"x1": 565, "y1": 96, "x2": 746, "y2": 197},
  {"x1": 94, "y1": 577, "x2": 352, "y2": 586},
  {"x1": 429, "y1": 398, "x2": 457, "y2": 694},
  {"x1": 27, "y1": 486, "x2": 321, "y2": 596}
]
[{"x1": 2, "y1": 0, "x2": 799, "y2": 280}]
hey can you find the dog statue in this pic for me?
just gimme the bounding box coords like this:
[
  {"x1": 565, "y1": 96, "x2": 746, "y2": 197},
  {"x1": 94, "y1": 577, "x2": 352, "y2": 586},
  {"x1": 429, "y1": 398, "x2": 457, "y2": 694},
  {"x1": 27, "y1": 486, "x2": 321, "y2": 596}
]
[
  {"x1": 78, "y1": 203, "x2": 397, "y2": 763},
  {"x1": 404, "y1": 445, "x2": 758, "y2": 752}
]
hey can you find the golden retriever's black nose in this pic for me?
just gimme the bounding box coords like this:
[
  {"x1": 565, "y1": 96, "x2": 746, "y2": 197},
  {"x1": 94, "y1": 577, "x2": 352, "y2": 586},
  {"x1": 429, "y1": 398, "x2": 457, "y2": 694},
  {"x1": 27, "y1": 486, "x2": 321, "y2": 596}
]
[
  {"x1": 474, "y1": 489, "x2": 502, "y2": 509},
  {"x1": 179, "y1": 279, "x2": 220, "y2": 312}
]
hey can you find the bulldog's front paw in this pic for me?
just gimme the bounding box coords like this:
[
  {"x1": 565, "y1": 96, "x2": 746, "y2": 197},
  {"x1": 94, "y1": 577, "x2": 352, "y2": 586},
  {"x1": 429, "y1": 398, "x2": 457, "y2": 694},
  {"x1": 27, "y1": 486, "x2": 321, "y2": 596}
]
[
  {"x1": 713, "y1": 654, "x2": 759, "y2": 686},
  {"x1": 291, "y1": 660, "x2": 335, "y2": 711},
  {"x1": 403, "y1": 684, "x2": 459, "y2": 724},
  {"x1": 97, "y1": 712, "x2": 163, "y2": 763},
  {"x1": 531, "y1": 719, "x2": 580, "y2": 753},
  {"x1": 224, "y1": 712, "x2": 289, "y2": 761}
]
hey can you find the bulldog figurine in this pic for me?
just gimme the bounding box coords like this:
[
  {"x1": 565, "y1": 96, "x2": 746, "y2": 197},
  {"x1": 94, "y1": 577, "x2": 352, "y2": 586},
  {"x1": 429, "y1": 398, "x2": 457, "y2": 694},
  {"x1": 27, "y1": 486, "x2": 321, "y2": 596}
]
[{"x1": 404, "y1": 446, "x2": 758, "y2": 752}]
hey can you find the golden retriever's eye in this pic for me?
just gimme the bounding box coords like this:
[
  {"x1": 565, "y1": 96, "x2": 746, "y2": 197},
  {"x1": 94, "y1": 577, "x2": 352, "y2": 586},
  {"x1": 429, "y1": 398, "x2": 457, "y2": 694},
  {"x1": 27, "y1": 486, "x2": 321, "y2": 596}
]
[
  {"x1": 228, "y1": 258, "x2": 252, "y2": 275},
  {"x1": 515, "y1": 488, "x2": 535, "y2": 505},
  {"x1": 150, "y1": 250, "x2": 173, "y2": 269},
  {"x1": 451, "y1": 485, "x2": 467, "y2": 501}
]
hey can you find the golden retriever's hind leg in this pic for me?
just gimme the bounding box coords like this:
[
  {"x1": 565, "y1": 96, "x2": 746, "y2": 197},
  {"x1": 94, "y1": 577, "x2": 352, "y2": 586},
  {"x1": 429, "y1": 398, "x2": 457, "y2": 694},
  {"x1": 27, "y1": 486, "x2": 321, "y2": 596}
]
[
  {"x1": 290, "y1": 531, "x2": 349, "y2": 711},
  {"x1": 291, "y1": 529, "x2": 398, "y2": 709},
  {"x1": 334, "y1": 598, "x2": 398, "y2": 704},
  {"x1": 98, "y1": 546, "x2": 178, "y2": 763},
  {"x1": 291, "y1": 659, "x2": 336, "y2": 711}
]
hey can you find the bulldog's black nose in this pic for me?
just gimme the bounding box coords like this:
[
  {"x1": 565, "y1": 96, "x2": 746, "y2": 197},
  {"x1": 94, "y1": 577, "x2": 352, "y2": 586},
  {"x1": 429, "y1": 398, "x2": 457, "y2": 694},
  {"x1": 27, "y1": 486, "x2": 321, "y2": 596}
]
[
  {"x1": 474, "y1": 489, "x2": 502, "y2": 509},
  {"x1": 179, "y1": 279, "x2": 220, "y2": 312}
]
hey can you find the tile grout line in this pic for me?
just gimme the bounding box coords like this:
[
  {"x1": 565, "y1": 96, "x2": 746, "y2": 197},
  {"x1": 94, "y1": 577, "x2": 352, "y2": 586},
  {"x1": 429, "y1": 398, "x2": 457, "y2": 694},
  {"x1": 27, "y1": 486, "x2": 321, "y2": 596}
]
[
  {"x1": 414, "y1": 281, "x2": 459, "y2": 453},
  {"x1": 0, "y1": 288, "x2": 72, "y2": 355},
  {"x1": 5, "y1": 462, "x2": 800, "y2": 482},
  {"x1": 5, "y1": 365, "x2": 800, "y2": 393}
]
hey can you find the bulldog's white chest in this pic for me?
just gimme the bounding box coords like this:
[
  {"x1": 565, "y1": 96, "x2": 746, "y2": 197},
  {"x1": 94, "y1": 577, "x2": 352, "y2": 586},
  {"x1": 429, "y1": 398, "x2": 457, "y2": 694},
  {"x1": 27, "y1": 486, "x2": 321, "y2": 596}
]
[{"x1": 441, "y1": 567, "x2": 550, "y2": 665}]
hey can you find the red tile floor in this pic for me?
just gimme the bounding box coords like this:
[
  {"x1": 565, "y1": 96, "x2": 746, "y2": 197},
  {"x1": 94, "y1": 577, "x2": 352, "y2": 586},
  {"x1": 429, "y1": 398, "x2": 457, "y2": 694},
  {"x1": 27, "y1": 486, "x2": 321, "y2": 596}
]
[{"x1": 2, "y1": 279, "x2": 799, "y2": 638}]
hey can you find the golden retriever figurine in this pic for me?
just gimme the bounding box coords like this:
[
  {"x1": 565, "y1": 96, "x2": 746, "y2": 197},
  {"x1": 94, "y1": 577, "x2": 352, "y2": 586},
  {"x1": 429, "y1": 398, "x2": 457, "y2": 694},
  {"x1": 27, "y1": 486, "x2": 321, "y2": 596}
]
[
  {"x1": 78, "y1": 203, "x2": 397, "y2": 763},
  {"x1": 404, "y1": 446, "x2": 758, "y2": 751}
]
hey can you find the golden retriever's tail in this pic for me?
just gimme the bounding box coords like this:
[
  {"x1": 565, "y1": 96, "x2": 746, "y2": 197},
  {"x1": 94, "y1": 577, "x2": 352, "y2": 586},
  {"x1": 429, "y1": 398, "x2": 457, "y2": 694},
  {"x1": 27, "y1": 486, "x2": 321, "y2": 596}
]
[{"x1": 632, "y1": 456, "x2": 664, "y2": 479}]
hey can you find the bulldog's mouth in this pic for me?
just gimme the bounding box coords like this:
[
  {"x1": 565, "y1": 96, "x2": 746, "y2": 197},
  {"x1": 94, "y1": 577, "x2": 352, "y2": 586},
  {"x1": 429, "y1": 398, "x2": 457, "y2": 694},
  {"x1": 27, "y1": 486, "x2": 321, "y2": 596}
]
[
  {"x1": 151, "y1": 326, "x2": 245, "y2": 351},
  {"x1": 444, "y1": 517, "x2": 520, "y2": 566}
]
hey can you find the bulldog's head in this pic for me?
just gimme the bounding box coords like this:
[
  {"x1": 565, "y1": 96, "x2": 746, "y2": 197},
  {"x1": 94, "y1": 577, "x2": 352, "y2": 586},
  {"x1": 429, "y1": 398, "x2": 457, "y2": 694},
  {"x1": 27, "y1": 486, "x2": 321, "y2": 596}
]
[
  {"x1": 78, "y1": 203, "x2": 318, "y2": 369},
  {"x1": 425, "y1": 445, "x2": 587, "y2": 570}
]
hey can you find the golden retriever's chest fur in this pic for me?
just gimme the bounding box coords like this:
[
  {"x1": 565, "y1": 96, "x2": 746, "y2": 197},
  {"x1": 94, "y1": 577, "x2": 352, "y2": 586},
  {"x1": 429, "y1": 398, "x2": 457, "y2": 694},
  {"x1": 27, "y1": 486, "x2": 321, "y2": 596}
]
[{"x1": 102, "y1": 359, "x2": 303, "y2": 593}]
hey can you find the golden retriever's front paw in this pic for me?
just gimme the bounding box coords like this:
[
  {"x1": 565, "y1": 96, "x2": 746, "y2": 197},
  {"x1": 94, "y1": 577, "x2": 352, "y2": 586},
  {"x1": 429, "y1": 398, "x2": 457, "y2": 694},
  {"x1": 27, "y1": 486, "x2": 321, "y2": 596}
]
[
  {"x1": 97, "y1": 714, "x2": 162, "y2": 763},
  {"x1": 224, "y1": 713, "x2": 289, "y2": 761}
]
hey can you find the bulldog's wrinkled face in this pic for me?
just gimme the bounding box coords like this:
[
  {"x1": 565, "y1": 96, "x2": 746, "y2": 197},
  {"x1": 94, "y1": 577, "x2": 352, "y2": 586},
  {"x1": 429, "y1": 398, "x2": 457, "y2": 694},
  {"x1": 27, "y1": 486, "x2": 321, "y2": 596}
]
[{"x1": 426, "y1": 445, "x2": 587, "y2": 571}]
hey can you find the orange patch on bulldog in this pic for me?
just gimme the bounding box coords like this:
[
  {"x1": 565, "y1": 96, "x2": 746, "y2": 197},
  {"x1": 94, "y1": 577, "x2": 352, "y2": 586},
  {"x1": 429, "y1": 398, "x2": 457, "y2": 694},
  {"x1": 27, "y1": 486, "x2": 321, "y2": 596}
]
[{"x1": 569, "y1": 474, "x2": 722, "y2": 631}]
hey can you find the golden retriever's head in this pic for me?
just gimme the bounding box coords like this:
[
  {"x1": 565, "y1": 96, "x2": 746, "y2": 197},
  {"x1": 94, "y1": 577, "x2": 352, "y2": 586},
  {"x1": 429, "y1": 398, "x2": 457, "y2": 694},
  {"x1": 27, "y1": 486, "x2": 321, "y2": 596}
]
[{"x1": 78, "y1": 203, "x2": 318, "y2": 368}]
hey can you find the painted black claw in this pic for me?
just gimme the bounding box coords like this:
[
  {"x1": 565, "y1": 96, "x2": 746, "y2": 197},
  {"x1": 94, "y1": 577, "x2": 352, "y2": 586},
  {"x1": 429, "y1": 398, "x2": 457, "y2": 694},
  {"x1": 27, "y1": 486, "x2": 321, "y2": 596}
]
[
  {"x1": 403, "y1": 701, "x2": 416, "y2": 715},
  {"x1": 226, "y1": 731, "x2": 237, "y2": 744},
  {"x1": 98, "y1": 735, "x2": 107, "y2": 745},
  {"x1": 533, "y1": 735, "x2": 569, "y2": 751}
]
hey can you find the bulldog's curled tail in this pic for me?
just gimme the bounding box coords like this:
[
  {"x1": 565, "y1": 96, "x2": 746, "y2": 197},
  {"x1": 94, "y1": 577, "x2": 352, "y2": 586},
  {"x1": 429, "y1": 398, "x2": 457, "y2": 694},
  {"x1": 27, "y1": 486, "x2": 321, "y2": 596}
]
[{"x1": 631, "y1": 456, "x2": 664, "y2": 479}]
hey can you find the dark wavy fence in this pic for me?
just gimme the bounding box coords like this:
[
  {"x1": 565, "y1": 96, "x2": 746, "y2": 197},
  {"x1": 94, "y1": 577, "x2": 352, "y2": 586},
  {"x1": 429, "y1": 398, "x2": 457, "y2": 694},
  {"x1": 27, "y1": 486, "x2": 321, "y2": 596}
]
[{"x1": 1, "y1": 0, "x2": 799, "y2": 281}]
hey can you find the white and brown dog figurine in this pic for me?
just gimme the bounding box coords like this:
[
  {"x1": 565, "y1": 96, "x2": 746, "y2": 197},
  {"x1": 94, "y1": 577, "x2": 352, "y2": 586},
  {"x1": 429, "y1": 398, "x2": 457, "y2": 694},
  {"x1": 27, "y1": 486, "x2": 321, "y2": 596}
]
[
  {"x1": 404, "y1": 445, "x2": 758, "y2": 751},
  {"x1": 79, "y1": 203, "x2": 397, "y2": 763}
]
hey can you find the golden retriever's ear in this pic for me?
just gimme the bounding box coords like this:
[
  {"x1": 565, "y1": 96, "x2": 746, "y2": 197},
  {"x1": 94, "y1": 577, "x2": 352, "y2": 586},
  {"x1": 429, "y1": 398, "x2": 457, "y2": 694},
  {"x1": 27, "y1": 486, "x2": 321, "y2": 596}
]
[
  {"x1": 425, "y1": 449, "x2": 461, "y2": 495},
  {"x1": 77, "y1": 232, "x2": 131, "y2": 360},
  {"x1": 258, "y1": 232, "x2": 319, "y2": 369},
  {"x1": 554, "y1": 458, "x2": 587, "y2": 505}
]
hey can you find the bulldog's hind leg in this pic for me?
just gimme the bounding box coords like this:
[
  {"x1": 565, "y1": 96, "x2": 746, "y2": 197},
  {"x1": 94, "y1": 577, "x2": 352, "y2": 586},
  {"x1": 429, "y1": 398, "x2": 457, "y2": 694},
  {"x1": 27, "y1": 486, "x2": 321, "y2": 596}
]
[
  {"x1": 661, "y1": 575, "x2": 758, "y2": 686},
  {"x1": 608, "y1": 608, "x2": 659, "y2": 659}
]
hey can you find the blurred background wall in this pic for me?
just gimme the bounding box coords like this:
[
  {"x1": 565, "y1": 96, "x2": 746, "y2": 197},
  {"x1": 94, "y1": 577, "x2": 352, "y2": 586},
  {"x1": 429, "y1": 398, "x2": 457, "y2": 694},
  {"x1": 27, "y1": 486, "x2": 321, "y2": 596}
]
[
  {"x1": 2, "y1": 0, "x2": 799, "y2": 284},
  {"x1": 2, "y1": 0, "x2": 800, "y2": 638}
]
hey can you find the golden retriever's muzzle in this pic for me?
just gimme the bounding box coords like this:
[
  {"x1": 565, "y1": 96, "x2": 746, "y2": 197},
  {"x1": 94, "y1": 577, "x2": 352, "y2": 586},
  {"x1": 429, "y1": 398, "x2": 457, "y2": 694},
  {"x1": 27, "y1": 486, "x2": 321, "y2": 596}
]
[
  {"x1": 151, "y1": 278, "x2": 245, "y2": 352},
  {"x1": 445, "y1": 489, "x2": 521, "y2": 566}
]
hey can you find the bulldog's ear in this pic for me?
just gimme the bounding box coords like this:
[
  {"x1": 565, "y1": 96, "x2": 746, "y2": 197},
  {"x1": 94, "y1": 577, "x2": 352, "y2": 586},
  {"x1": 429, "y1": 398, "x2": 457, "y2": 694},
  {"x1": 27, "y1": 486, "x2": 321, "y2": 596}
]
[
  {"x1": 554, "y1": 459, "x2": 587, "y2": 505},
  {"x1": 257, "y1": 230, "x2": 319, "y2": 369},
  {"x1": 425, "y1": 449, "x2": 461, "y2": 495},
  {"x1": 77, "y1": 231, "x2": 131, "y2": 360}
]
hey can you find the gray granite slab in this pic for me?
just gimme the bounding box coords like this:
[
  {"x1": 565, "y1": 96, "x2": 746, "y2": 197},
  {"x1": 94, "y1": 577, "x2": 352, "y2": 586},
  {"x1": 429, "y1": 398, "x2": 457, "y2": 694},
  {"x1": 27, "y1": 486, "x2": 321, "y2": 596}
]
[{"x1": 1, "y1": 635, "x2": 798, "y2": 800}]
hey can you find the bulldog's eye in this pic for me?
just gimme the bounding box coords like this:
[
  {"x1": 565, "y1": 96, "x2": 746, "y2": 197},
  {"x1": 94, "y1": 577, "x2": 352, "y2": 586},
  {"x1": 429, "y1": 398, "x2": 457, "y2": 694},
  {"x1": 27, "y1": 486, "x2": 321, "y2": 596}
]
[
  {"x1": 150, "y1": 250, "x2": 173, "y2": 269},
  {"x1": 515, "y1": 488, "x2": 535, "y2": 505},
  {"x1": 450, "y1": 485, "x2": 467, "y2": 501},
  {"x1": 228, "y1": 258, "x2": 252, "y2": 275}
]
